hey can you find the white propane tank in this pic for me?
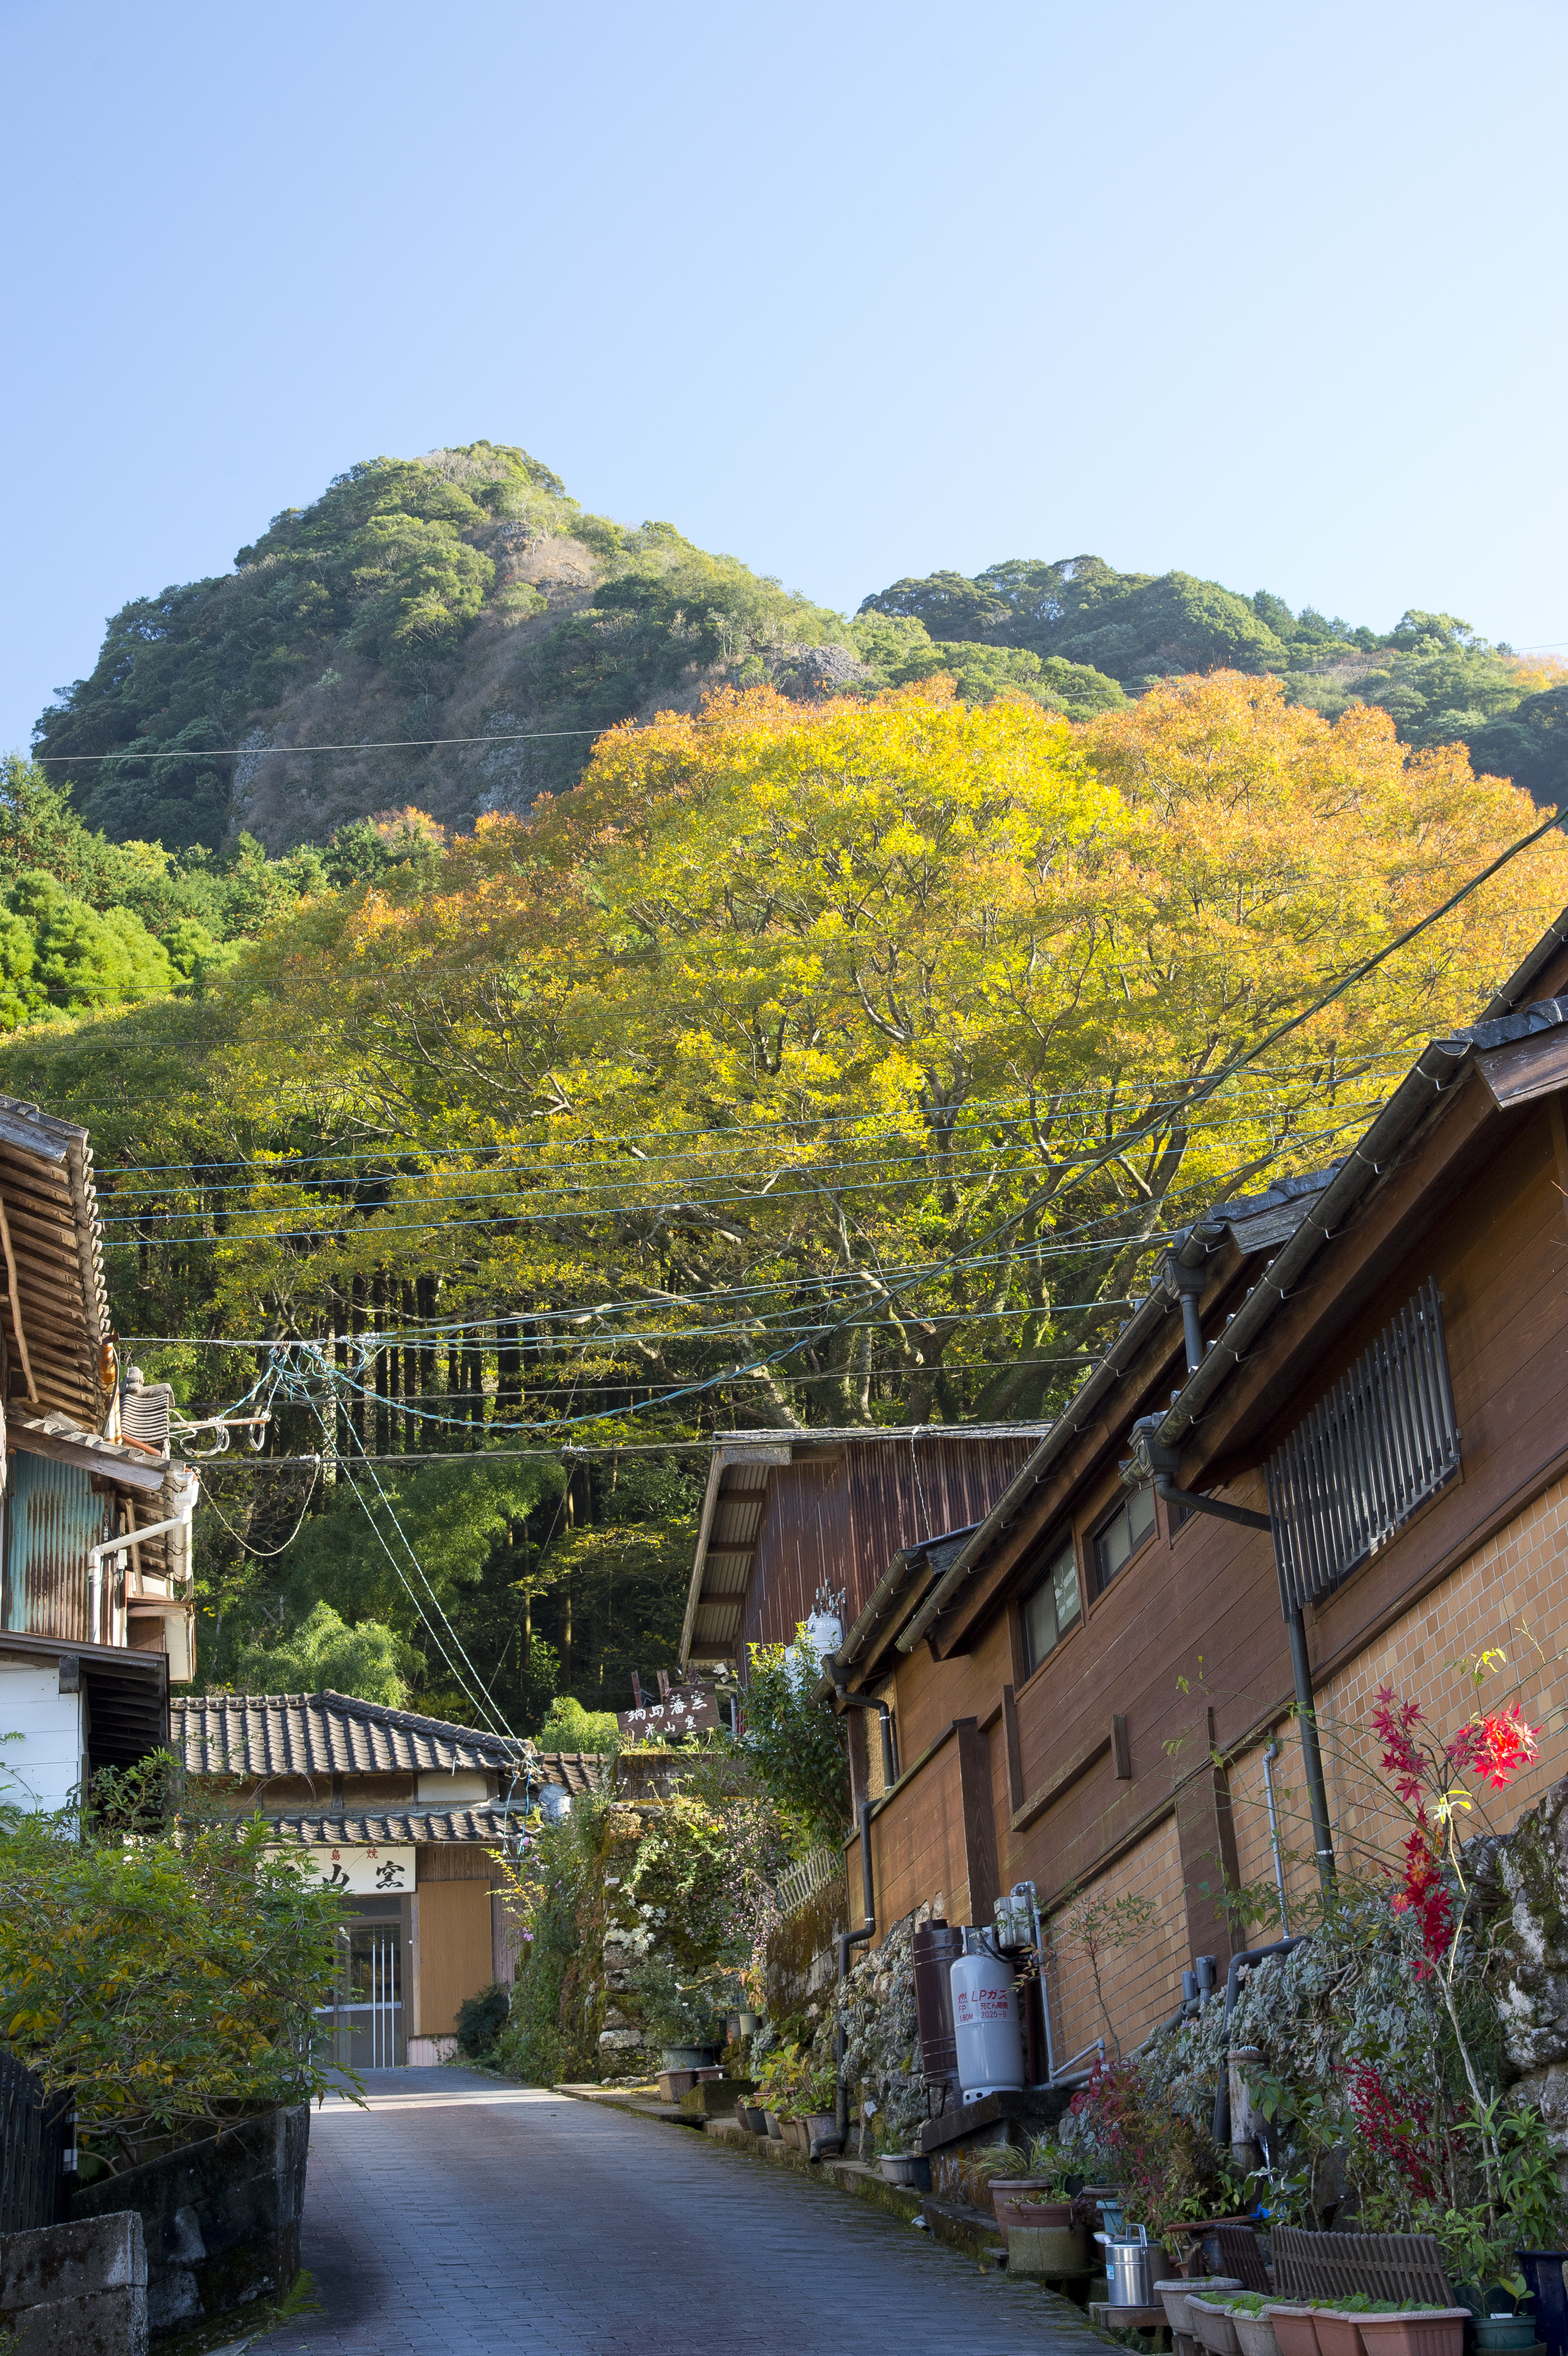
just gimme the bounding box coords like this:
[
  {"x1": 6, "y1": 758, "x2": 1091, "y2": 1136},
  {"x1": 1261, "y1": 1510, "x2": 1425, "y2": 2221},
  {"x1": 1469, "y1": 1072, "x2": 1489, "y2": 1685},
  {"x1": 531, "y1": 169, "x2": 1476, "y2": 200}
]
[{"x1": 949, "y1": 1934, "x2": 1025, "y2": 2102}]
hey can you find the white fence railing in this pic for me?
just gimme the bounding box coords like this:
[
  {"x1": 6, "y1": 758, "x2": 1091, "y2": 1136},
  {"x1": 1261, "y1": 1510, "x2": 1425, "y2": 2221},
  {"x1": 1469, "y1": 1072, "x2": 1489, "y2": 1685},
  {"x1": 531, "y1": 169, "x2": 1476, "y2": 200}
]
[{"x1": 774, "y1": 1844, "x2": 845, "y2": 1919}]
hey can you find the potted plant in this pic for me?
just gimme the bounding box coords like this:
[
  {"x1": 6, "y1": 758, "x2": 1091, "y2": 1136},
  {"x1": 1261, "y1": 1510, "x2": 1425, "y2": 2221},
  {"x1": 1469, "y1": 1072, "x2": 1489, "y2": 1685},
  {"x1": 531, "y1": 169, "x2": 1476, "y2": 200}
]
[
  {"x1": 1188, "y1": 2288, "x2": 1247, "y2": 2356},
  {"x1": 1265, "y1": 2302, "x2": 1331, "y2": 2356},
  {"x1": 1355, "y1": 2305, "x2": 1469, "y2": 2356},
  {"x1": 990, "y1": 2137, "x2": 1087, "y2": 2264},
  {"x1": 1220, "y1": 2290, "x2": 1282, "y2": 2356},
  {"x1": 879, "y1": 2152, "x2": 933, "y2": 2191}
]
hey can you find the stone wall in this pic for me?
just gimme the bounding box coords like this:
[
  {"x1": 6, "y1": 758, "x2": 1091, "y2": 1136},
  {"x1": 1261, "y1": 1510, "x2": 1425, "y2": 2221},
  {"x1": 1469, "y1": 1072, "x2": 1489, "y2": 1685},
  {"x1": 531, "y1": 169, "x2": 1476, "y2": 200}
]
[{"x1": 69, "y1": 2105, "x2": 306, "y2": 2336}]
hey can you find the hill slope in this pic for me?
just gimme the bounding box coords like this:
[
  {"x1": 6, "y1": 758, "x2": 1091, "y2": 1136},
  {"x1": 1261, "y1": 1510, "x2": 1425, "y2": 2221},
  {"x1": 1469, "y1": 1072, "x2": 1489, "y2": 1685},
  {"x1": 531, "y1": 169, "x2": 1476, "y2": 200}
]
[{"x1": 33, "y1": 443, "x2": 1568, "y2": 850}]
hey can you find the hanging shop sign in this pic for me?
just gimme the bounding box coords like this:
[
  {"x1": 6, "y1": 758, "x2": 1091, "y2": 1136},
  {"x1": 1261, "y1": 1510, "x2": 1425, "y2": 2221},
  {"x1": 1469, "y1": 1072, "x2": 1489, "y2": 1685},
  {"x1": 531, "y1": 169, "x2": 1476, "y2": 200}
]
[
  {"x1": 617, "y1": 1685, "x2": 720, "y2": 1741},
  {"x1": 267, "y1": 1843, "x2": 415, "y2": 1895}
]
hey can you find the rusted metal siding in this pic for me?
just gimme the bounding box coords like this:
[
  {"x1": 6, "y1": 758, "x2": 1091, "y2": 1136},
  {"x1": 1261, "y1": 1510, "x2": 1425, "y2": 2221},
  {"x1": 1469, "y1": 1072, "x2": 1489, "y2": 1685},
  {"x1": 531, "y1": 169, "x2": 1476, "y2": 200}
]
[
  {"x1": 1, "y1": 1452, "x2": 110, "y2": 1642},
  {"x1": 739, "y1": 1435, "x2": 1039, "y2": 1653}
]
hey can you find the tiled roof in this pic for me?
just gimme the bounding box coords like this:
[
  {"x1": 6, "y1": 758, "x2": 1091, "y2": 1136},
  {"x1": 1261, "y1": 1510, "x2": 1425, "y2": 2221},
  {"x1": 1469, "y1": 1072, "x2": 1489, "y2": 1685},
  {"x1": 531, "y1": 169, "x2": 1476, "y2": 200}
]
[
  {"x1": 263, "y1": 1807, "x2": 527, "y2": 1845},
  {"x1": 534, "y1": 1751, "x2": 609, "y2": 1795},
  {"x1": 174, "y1": 1689, "x2": 529, "y2": 1778}
]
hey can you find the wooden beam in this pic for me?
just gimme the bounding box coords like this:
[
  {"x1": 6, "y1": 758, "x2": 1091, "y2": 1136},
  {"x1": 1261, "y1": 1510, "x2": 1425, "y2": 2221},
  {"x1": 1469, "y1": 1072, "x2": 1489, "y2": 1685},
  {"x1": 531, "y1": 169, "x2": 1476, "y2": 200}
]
[
  {"x1": 8, "y1": 1426, "x2": 164, "y2": 1494},
  {"x1": 0, "y1": 1194, "x2": 37, "y2": 1402},
  {"x1": 1010, "y1": 1730, "x2": 1112, "y2": 1835}
]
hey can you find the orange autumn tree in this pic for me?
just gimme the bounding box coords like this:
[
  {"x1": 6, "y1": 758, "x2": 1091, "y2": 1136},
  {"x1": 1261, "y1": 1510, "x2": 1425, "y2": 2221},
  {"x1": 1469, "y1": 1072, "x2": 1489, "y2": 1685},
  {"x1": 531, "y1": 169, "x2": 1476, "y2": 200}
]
[{"x1": 148, "y1": 675, "x2": 1568, "y2": 1430}]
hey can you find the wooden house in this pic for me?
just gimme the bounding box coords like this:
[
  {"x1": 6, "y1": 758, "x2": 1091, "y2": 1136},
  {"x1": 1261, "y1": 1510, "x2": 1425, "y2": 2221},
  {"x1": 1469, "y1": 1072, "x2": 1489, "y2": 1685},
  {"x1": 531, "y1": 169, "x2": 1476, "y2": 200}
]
[
  {"x1": 0, "y1": 1092, "x2": 199, "y2": 1812},
  {"x1": 813, "y1": 908, "x2": 1568, "y2": 2094},
  {"x1": 175, "y1": 1689, "x2": 603, "y2": 2065}
]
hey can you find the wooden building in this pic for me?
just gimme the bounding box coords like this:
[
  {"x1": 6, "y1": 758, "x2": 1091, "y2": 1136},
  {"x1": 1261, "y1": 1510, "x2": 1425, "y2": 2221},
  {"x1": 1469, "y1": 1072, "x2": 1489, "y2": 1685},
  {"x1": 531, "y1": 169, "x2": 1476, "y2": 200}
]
[
  {"x1": 693, "y1": 908, "x2": 1568, "y2": 2082},
  {"x1": 679, "y1": 1426, "x2": 1047, "y2": 1676},
  {"x1": 0, "y1": 1091, "x2": 199, "y2": 1811},
  {"x1": 175, "y1": 1690, "x2": 602, "y2": 2065}
]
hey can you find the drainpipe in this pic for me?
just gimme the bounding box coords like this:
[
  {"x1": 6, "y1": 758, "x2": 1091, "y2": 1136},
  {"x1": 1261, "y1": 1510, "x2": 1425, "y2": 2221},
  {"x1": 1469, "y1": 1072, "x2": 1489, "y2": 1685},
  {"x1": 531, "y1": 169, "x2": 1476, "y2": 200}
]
[
  {"x1": 831, "y1": 1674, "x2": 898, "y2": 1792},
  {"x1": 835, "y1": 1798, "x2": 876, "y2": 2144},
  {"x1": 1261, "y1": 1738, "x2": 1289, "y2": 1936},
  {"x1": 1128, "y1": 1418, "x2": 1335, "y2": 1891},
  {"x1": 1211, "y1": 1936, "x2": 1311, "y2": 2145},
  {"x1": 1287, "y1": 1604, "x2": 1336, "y2": 1895},
  {"x1": 87, "y1": 1474, "x2": 201, "y2": 1649},
  {"x1": 1161, "y1": 1252, "x2": 1209, "y2": 1376}
]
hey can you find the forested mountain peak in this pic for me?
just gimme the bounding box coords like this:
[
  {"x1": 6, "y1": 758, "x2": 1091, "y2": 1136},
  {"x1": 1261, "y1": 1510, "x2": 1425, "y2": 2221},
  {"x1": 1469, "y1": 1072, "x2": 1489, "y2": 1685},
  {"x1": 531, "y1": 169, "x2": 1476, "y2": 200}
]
[{"x1": 32, "y1": 445, "x2": 1568, "y2": 853}]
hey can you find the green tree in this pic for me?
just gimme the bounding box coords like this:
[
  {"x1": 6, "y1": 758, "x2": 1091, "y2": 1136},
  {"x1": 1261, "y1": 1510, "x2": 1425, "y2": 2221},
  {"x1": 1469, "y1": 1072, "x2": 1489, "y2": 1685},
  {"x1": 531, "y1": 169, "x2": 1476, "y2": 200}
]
[{"x1": 229, "y1": 1598, "x2": 410, "y2": 1705}]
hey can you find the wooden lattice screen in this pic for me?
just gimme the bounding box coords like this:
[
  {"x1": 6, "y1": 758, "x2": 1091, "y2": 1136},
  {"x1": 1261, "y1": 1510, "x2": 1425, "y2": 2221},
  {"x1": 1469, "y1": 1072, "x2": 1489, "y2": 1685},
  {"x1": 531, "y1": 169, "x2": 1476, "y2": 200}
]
[{"x1": 1272, "y1": 2227, "x2": 1453, "y2": 2307}]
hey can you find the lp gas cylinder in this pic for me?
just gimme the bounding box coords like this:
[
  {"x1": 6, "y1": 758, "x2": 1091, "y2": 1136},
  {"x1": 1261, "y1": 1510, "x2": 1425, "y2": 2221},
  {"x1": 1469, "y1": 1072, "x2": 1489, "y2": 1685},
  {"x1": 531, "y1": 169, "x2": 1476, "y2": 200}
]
[{"x1": 949, "y1": 1936, "x2": 1025, "y2": 2101}]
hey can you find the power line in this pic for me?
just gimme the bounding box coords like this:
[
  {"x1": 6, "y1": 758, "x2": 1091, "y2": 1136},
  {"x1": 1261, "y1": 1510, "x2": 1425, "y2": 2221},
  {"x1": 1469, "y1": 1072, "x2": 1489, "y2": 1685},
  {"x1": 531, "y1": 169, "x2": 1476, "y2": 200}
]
[
  {"x1": 91, "y1": 1056, "x2": 1410, "y2": 1181},
  {"x1": 31, "y1": 729, "x2": 610, "y2": 762}
]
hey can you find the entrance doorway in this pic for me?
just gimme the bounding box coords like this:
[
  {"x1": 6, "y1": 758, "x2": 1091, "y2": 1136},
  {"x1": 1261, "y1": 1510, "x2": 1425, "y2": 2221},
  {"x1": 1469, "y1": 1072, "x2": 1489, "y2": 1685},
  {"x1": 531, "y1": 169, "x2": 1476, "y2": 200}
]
[{"x1": 318, "y1": 1897, "x2": 408, "y2": 2067}]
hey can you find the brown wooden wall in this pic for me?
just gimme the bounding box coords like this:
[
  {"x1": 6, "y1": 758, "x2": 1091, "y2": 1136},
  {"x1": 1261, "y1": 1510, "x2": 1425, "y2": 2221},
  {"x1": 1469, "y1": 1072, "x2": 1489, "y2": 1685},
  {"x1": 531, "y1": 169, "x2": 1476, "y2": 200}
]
[
  {"x1": 858, "y1": 1090, "x2": 1568, "y2": 2015},
  {"x1": 739, "y1": 1434, "x2": 1038, "y2": 1654}
]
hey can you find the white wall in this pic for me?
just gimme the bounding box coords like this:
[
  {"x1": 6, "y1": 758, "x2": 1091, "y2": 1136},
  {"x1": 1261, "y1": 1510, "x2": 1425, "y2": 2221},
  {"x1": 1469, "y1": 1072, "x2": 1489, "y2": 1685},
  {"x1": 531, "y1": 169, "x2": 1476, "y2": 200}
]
[{"x1": 0, "y1": 1658, "x2": 85, "y2": 1816}]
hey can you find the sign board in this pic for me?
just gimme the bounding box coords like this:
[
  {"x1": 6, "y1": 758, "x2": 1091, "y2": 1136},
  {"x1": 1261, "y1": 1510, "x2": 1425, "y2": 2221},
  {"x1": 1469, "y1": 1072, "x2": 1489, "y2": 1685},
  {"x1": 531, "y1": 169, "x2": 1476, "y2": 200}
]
[
  {"x1": 266, "y1": 1843, "x2": 415, "y2": 1895},
  {"x1": 617, "y1": 1685, "x2": 720, "y2": 1742}
]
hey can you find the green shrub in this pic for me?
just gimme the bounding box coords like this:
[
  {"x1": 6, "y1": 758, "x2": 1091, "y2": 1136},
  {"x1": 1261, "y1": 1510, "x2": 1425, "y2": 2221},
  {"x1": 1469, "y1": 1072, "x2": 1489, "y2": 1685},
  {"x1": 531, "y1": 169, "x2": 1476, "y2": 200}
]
[{"x1": 455, "y1": 1980, "x2": 512, "y2": 2059}]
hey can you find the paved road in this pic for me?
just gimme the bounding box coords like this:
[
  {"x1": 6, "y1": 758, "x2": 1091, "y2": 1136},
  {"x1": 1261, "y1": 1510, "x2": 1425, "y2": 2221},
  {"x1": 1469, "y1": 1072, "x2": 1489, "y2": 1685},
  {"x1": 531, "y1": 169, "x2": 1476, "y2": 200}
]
[{"x1": 263, "y1": 2069, "x2": 1111, "y2": 2356}]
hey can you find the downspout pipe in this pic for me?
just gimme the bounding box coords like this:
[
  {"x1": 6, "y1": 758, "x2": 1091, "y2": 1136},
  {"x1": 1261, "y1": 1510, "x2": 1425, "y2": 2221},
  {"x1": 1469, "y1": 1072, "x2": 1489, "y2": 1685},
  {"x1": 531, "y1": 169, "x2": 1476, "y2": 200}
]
[
  {"x1": 831, "y1": 1673, "x2": 898, "y2": 1791},
  {"x1": 835, "y1": 1799, "x2": 876, "y2": 2144},
  {"x1": 1211, "y1": 1936, "x2": 1311, "y2": 2145},
  {"x1": 1127, "y1": 1422, "x2": 1334, "y2": 1885}
]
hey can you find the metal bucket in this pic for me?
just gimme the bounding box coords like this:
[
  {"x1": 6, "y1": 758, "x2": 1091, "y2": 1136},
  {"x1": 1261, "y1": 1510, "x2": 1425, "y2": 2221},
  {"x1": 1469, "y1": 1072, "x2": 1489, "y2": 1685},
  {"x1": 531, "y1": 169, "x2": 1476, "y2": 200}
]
[{"x1": 1107, "y1": 2240, "x2": 1156, "y2": 2307}]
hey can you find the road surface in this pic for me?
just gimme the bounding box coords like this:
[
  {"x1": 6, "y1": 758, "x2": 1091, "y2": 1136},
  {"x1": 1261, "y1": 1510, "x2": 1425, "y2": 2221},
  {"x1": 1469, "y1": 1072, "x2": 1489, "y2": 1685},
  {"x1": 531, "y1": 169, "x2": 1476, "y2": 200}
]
[{"x1": 262, "y1": 2068, "x2": 1112, "y2": 2356}]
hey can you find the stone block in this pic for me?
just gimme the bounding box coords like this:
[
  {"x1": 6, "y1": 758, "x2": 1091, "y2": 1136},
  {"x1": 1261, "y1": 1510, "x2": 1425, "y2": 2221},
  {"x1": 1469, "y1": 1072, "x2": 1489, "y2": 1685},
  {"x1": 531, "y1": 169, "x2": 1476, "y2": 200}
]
[{"x1": 0, "y1": 2213, "x2": 148, "y2": 2356}]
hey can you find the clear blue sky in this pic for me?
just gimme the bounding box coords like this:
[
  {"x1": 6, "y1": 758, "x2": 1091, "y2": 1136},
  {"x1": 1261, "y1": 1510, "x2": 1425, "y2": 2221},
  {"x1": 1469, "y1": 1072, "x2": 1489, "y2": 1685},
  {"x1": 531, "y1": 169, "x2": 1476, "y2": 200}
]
[{"x1": 3, "y1": 0, "x2": 1565, "y2": 755}]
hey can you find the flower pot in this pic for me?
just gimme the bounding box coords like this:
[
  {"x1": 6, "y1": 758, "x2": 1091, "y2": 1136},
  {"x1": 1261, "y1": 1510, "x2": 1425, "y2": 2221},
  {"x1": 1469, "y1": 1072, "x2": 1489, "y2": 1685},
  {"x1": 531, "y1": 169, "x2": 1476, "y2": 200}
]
[
  {"x1": 879, "y1": 2153, "x2": 932, "y2": 2191},
  {"x1": 1313, "y1": 2312, "x2": 1366, "y2": 2356},
  {"x1": 1267, "y1": 2307, "x2": 1324, "y2": 2356},
  {"x1": 1159, "y1": 2283, "x2": 1198, "y2": 2342},
  {"x1": 1472, "y1": 2324, "x2": 1537, "y2": 2355},
  {"x1": 762, "y1": 2109, "x2": 784, "y2": 2139},
  {"x1": 661, "y1": 2044, "x2": 721, "y2": 2070},
  {"x1": 739, "y1": 2102, "x2": 767, "y2": 2134},
  {"x1": 1356, "y1": 2312, "x2": 1469, "y2": 2356},
  {"x1": 989, "y1": 2181, "x2": 1071, "y2": 2242},
  {"x1": 1234, "y1": 2315, "x2": 1282, "y2": 2356},
  {"x1": 1189, "y1": 2294, "x2": 1244, "y2": 2356}
]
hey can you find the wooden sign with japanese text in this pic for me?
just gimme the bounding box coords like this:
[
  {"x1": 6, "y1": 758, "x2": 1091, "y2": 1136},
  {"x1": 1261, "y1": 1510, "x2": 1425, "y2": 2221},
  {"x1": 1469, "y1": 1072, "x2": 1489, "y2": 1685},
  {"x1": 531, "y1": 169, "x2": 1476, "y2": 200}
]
[
  {"x1": 266, "y1": 1843, "x2": 415, "y2": 1895},
  {"x1": 617, "y1": 1685, "x2": 720, "y2": 1741}
]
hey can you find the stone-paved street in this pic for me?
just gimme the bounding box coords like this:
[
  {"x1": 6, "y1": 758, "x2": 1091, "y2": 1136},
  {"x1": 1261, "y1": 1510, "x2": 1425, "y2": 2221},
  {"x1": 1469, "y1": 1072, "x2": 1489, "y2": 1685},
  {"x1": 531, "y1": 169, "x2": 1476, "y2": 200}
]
[{"x1": 263, "y1": 2069, "x2": 1112, "y2": 2356}]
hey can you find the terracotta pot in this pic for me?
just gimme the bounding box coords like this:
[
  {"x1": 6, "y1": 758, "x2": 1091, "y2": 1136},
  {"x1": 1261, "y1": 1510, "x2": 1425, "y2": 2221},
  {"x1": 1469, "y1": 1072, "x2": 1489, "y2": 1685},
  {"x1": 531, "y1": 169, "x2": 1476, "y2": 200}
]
[
  {"x1": 1314, "y1": 2313, "x2": 1365, "y2": 2356},
  {"x1": 989, "y1": 2181, "x2": 1072, "y2": 2242},
  {"x1": 762, "y1": 2109, "x2": 784, "y2": 2139},
  {"x1": 1268, "y1": 2307, "x2": 1324, "y2": 2356},
  {"x1": 1356, "y1": 2314, "x2": 1468, "y2": 2356}
]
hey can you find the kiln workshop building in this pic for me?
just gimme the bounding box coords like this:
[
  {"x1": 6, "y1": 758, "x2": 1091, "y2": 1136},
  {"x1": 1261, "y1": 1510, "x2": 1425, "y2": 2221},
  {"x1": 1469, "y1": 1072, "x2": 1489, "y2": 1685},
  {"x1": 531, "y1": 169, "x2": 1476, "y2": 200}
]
[{"x1": 176, "y1": 1690, "x2": 601, "y2": 2065}]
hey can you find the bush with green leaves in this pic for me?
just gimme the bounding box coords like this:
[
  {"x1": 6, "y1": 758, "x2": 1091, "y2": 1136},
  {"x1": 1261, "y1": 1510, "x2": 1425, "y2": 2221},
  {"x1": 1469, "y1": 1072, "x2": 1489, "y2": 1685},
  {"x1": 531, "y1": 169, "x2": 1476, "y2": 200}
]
[
  {"x1": 740, "y1": 1636, "x2": 849, "y2": 1851},
  {"x1": 535, "y1": 1695, "x2": 619, "y2": 1750},
  {"x1": 0, "y1": 1756, "x2": 343, "y2": 2172},
  {"x1": 455, "y1": 1980, "x2": 512, "y2": 2059}
]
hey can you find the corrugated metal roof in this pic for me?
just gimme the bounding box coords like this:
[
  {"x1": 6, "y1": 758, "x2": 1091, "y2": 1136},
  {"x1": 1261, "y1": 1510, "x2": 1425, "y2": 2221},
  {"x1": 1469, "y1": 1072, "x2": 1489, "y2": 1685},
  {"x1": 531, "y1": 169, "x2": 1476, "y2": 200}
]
[
  {"x1": 174, "y1": 1690, "x2": 529, "y2": 1777},
  {"x1": 0, "y1": 1093, "x2": 113, "y2": 1433}
]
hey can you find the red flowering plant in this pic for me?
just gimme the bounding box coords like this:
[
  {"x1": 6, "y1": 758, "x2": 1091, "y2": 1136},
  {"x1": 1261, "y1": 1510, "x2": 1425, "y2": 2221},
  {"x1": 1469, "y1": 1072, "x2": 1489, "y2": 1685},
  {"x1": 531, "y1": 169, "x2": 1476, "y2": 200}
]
[{"x1": 1363, "y1": 1656, "x2": 1540, "y2": 2199}]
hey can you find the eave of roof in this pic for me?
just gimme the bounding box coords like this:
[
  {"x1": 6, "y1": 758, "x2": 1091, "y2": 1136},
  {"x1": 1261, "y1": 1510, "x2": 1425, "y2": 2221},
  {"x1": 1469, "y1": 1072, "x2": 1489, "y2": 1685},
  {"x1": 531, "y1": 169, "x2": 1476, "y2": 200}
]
[
  {"x1": 886, "y1": 911, "x2": 1568, "y2": 1654},
  {"x1": 678, "y1": 1422, "x2": 1052, "y2": 1672},
  {"x1": 261, "y1": 1807, "x2": 527, "y2": 1845},
  {"x1": 174, "y1": 1689, "x2": 531, "y2": 1778}
]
